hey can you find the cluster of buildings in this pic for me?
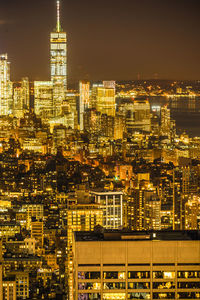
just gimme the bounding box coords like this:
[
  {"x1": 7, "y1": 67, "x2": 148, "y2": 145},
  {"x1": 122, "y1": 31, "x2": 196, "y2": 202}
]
[{"x1": 0, "y1": 1, "x2": 200, "y2": 299}]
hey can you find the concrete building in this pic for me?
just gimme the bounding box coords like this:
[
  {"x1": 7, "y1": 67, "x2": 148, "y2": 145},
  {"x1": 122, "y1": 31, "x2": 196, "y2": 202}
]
[{"x1": 72, "y1": 230, "x2": 200, "y2": 300}]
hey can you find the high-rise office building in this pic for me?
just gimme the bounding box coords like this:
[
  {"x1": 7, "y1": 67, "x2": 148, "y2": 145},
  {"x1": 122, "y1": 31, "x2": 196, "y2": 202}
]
[
  {"x1": 0, "y1": 54, "x2": 13, "y2": 116},
  {"x1": 13, "y1": 77, "x2": 30, "y2": 118},
  {"x1": 79, "y1": 81, "x2": 90, "y2": 130},
  {"x1": 100, "y1": 114, "x2": 115, "y2": 139},
  {"x1": 94, "y1": 81, "x2": 116, "y2": 117},
  {"x1": 50, "y1": 0, "x2": 67, "y2": 117},
  {"x1": 160, "y1": 105, "x2": 171, "y2": 138},
  {"x1": 21, "y1": 77, "x2": 30, "y2": 111},
  {"x1": 128, "y1": 187, "x2": 159, "y2": 231},
  {"x1": 34, "y1": 81, "x2": 53, "y2": 120},
  {"x1": 83, "y1": 108, "x2": 101, "y2": 135},
  {"x1": 114, "y1": 114, "x2": 125, "y2": 140},
  {"x1": 90, "y1": 191, "x2": 123, "y2": 229},
  {"x1": 13, "y1": 87, "x2": 23, "y2": 118},
  {"x1": 148, "y1": 198, "x2": 161, "y2": 230}
]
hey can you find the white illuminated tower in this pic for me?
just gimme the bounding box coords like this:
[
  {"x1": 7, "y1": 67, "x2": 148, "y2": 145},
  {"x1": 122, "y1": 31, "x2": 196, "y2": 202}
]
[
  {"x1": 0, "y1": 54, "x2": 13, "y2": 116},
  {"x1": 50, "y1": 0, "x2": 67, "y2": 116}
]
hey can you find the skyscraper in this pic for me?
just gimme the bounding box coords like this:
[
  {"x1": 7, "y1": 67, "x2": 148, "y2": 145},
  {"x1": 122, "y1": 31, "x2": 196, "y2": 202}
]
[
  {"x1": 95, "y1": 82, "x2": 116, "y2": 117},
  {"x1": 34, "y1": 81, "x2": 53, "y2": 120},
  {"x1": 0, "y1": 54, "x2": 13, "y2": 116},
  {"x1": 13, "y1": 77, "x2": 30, "y2": 118},
  {"x1": 79, "y1": 80, "x2": 90, "y2": 130},
  {"x1": 160, "y1": 105, "x2": 171, "y2": 138},
  {"x1": 50, "y1": 0, "x2": 67, "y2": 116}
]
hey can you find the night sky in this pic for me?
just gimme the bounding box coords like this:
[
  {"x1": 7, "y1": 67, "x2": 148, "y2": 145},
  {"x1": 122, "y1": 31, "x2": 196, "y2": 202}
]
[{"x1": 0, "y1": 0, "x2": 200, "y2": 82}]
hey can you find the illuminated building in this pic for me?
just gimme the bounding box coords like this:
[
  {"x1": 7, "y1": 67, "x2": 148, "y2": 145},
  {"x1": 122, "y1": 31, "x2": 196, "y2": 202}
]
[
  {"x1": 21, "y1": 77, "x2": 30, "y2": 111},
  {"x1": 128, "y1": 188, "x2": 159, "y2": 231},
  {"x1": 118, "y1": 98, "x2": 151, "y2": 134},
  {"x1": 114, "y1": 114, "x2": 125, "y2": 140},
  {"x1": 6, "y1": 272, "x2": 29, "y2": 299},
  {"x1": 185, "y1": 196, "x2": 200, "y2": 230},
  {"x1": 0, "y1": 54, "x2": 13, "y2": 116},
  {"x1": 100, "y1": 114, "x2": 114, "y2": 138},
  {"x1": 94, "y1": 81, "x2": 116, "y2": 117},
  {"x1": 79, "y1": 81, "x2": 90, "y2": 130},
  {"x1": 73, "y1": 230, "x2": 200, "y2": 300},
  {"x1": 67, "y1": 204, "x2": 103, "y2": 250},
  {"x1": 148, "y1": 198, "x2": 161, "y2": 230},
  {"x1": 21, "y1": 137, "x2": 46, "y2": 153},
  {"x1": 83, "y1": 108, "x2": 101, "y2": 135},
  {"x1": 67, "y1": 204, "x2": 103, "y2": 299},
  {"x1": 160, "y1": 105, "x2": 171, "y2": 138},
  {"x1": 91, "y1": 83, "x2": 103, "y2": 108},
  {"x1": 13, "y1": 87, "x2": 23, "y2": 118},
  {"x1": 34, "y1": 81, "x2": 53, "y2": 120},
  {"x1": 49, "y1": 113, "x2": 75, "y2": 133},
  {"x1": 31, "y1": 218, "x2": 44, "y2": 248},
  {"x1": 0, "y1": 241, "x2": 2, "y2": 300},
  {"x1": 0, "y1": 224, "x2": 21, "y2": 239},
  {"x1": 2, "y1": 280, "x2": 16, "y2": 300},
  {"x1": 13, "y1": 78, "x2": 29, "y2": 118},
  {"x1": 90, "y1": 191, "x2": 123, "y2": 229},
  {"x1": 22, "y1": 204, "x2": 43, "y2": 230},
  {"x1": 66, "y1": 92, "x2": 78, "y2": 114},
  {"x1": 160, "y1": 210, "x2": 173, "y2": 230},
  {"x1": 53, "y1": 125, "x2": 66, "y2": 149},
  {"x1": 24, "y1": 237, "x2": 36, "y2": 255},
  {"x1": 3, "y1": 256, "x2": 42, "y2": 273},
  {"x1": 50, "y1": 0, "x2": 67, "y2": 116},
  {"x1": 115, "y1": 164, "x2": 133, "y2": 181}
]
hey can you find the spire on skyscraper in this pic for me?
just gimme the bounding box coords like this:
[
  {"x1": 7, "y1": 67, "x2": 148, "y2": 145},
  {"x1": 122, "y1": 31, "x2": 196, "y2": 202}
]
[{"x1": 56, "y1": 0, "x2": 61, "y2": 32}]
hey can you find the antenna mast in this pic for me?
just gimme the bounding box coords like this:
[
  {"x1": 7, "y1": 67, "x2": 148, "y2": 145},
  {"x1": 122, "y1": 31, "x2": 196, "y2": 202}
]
[{"x1": 56, "y1": 0, "x2": 61, "y2": 32}]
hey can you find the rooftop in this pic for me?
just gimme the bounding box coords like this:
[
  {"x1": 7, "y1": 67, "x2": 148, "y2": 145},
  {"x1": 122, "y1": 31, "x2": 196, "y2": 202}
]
[{"x1": 74, "y1": 230, "x2": 200, "y2": 242}]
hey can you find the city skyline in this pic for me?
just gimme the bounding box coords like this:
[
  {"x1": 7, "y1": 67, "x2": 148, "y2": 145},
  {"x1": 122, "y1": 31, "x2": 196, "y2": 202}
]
[
  {"x1": 0, "y1": 0, "x2": 200, "y2": 82},
  {"x1": 0, "y1": 1, "x2": 200, "y2": 299}
]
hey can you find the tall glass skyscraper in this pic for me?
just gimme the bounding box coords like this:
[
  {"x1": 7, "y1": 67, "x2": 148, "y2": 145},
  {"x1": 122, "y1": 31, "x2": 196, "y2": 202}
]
[
  {"x1": 50, "y1": 0, "x2": 67, "y2": 116},
  {"x1": 0, "y1": 54, "x2": 13, "y2": 116}
]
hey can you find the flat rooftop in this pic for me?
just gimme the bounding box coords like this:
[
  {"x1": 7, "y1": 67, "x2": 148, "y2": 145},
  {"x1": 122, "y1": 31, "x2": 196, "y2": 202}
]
[{"x1": 74, "y1": 230, "x2": 200, "y2": 242}]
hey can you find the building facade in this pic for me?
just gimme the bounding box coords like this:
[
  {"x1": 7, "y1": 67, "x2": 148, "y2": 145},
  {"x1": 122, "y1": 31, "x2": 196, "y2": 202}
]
[
  {"x1": 73, "y1": 231, "x2": 200, "y2": 300},
  {"x1": 90, "y1": 191, "x2": 123, "y2": 230}
]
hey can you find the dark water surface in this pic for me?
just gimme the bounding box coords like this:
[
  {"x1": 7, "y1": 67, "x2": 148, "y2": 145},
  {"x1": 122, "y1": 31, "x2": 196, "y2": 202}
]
[{"x1": 149, "y1": 96, "x2": 200, "y2": 137}]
